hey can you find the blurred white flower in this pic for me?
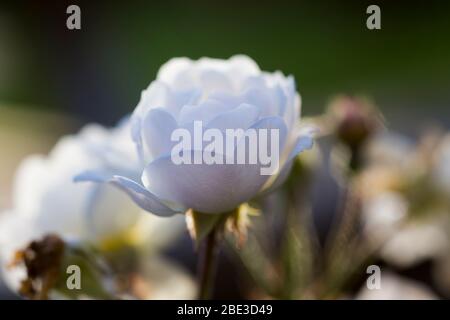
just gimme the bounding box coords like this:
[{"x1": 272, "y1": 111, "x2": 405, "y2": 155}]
[
  {"x1": 366, "y1": 132, "x2": 415, "y2": 168},
  {"x1": 361, "y1": 131, "x2": 450, "y2": 269},
  {"x1": 380, "y1": 221, "x2": 449, "y2": 268},
  {"x1": 0, "y1": 120, "x2": 188, "y2": 294},
  {"x1": 362, "y1": 191, "x2": 408, "y2": 244},
  {"x1": 5, "y1": 120, "x2": 141, "y2": 242},
  {"x1": 77, "y1": 55, "x2": 314, "y2": 214}
]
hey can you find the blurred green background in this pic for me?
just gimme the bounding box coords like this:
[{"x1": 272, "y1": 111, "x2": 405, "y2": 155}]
[{"x1": 0, "y1": 0, "x2": 449, "y2": 129}]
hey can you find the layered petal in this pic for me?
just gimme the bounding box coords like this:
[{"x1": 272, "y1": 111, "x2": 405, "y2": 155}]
[
  {"x1": 157, "y1": 55, "x2": 260, "y2": 91},
  {"x1": 206, "y1": 103, "x2": 260, "y2": 131},
  {"x1": 75, "y1": 172, "x2": 182, "y2": 217},
  {"x1": 142, "y1": 152, "x2": 269, "y2": 213},
  {"x1": 261, "y1": 125, "x2": 316, "y2": 192},
  {"x1": 109, "y1": 55, "x2": 313, "y2": 216},
  {"x1": 142, "y1": 108, "x2": 179, "y2": 159},
  {"x1": 285, "y1": 126, "x2": 316, "y2": 163},
  {"x1": 142, "y1": 116, "x2": 288, "y2": 213},
  {"x1": 179, "y1": 99, "x2": 230, "y2": 125}
]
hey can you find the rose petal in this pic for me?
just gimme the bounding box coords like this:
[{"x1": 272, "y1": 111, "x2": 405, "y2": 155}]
[
  {"x1": 142, "y1": 151, "x2": 269, "y2": 214},
  {"x1": 142, "y1": 108, "x2": 179, "y2": 160},
  {"x1": 179, "y1": 99, "x2": 230, "y2": 125},
  {"x1": 206, "y1": 103, "x2": 260, "y2": 131},
  {"x1": 142, "y1": 117, "x2": 287, "y2": 213},
  {"x1": 286, "y1": 126, "x2": 316, "y2": 163},
  {"x1": 74, "y1": 172, "x2": 181, "y2": 217}
]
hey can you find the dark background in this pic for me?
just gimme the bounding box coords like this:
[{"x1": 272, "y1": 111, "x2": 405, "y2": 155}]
[{"x1": 0, "y1": 0, "x2": 449, "y2": 132}]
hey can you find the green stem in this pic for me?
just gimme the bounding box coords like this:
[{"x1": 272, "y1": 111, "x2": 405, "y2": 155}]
[{"x1": 198, "y1": 226, "x2": 220, "y2": 300}]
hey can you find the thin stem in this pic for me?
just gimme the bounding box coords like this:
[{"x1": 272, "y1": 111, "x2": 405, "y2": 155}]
[{"x1": 198, "y1": 226, "x2": 220, "y2": 300}]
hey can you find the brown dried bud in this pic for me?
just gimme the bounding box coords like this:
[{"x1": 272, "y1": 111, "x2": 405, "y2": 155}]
[
  {"x1": 14, "y1": 234, "x2": 65, "y2": 299},
  {"x1": 329, "y1": 95, "x2": 381, "y2": 150}
]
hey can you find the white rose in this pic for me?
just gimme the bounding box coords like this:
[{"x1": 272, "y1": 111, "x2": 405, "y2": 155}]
[
  {"x1": 8, "y1": 120, "x2": 141, "y2": 242},
  {"x1": 0, "y1": 120, "x2": 139, "y2": 279},
  {"x1": 77, "y1": 55, "x2": 314, "y2": 214},
  {"x1": 0, "y1": 119, "x2": 186, "y2": 292}
]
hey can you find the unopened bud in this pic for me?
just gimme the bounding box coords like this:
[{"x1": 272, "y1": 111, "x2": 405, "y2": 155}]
[{"x1": 329, "y1": 96, "x2": 381, "y2": 149}]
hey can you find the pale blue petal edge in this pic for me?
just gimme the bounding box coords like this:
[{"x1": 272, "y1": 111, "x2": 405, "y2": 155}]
[
  {"x1": 260, "y1": 128, "x2": 316, "y2": 195},
  {"x1": 74, "y1": 171, "x2": 182, "y2": 217}
]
